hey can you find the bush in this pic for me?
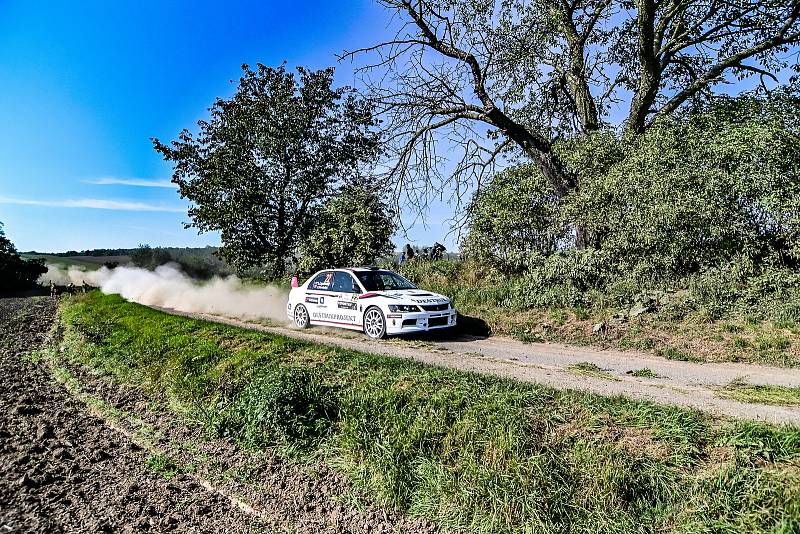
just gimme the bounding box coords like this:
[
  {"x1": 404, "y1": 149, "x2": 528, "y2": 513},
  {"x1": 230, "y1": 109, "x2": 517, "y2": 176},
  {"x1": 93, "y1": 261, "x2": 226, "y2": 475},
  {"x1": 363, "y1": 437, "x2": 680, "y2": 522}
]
[
  {"x1": 458, "y1": 92, "x2": 800, "y2": 317},
  {"x1": 0, "y1": 223, "x2": 46, "y2": 292},
  {"x1": 560, "y1": 102, "x2": 800, "y2": 281},
  {"x1": 510, "y1": 249, "x2": 614, "y2": 308},
  {"x1": 298, "y1": 183, "x2": 395, "y2": 275},
  {"x1": 461, "y1": 165, "x2": 567, "y2": 271}
]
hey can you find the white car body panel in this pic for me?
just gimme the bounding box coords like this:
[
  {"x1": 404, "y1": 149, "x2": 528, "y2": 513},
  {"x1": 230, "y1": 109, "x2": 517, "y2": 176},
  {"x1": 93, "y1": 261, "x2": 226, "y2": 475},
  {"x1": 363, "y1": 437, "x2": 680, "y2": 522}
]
[{"x1": 286, "y1": 268, "x2": 457, "y2": 335}]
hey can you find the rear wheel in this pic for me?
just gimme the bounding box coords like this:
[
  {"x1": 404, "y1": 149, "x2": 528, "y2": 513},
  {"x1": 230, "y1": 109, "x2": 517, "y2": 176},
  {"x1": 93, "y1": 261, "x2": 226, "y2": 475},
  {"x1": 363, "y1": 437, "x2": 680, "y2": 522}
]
[
  {"x1": 293, "y1": 304, "x2": 310, "y2": 329},
  {"x1": 363, "y1": 307, "x2": 386, "y2": 339}
]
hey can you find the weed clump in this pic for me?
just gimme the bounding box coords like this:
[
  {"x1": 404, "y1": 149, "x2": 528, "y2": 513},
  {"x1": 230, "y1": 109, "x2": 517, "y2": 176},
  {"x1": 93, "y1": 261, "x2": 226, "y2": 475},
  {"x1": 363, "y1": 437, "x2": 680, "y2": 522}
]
[{"x1": 221, "y1": 366, "x2": 337, "y2": 450}]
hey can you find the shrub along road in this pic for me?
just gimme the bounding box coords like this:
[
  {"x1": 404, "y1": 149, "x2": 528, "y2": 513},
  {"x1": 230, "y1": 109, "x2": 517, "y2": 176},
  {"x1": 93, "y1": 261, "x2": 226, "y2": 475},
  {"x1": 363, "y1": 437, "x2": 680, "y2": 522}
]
[{"x1": 161, "y1": 308, "x2": 800, "y2": 425}]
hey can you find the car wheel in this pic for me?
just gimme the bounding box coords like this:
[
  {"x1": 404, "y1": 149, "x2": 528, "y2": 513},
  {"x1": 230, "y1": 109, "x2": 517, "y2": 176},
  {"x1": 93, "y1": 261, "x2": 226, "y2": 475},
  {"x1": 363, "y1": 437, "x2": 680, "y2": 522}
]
[
  {"x1": 293, "y1": 304, "x2": 310, "y2": 329},
  {"x1": 363, "y1": 307, "x2": 386, "y2": 339}
]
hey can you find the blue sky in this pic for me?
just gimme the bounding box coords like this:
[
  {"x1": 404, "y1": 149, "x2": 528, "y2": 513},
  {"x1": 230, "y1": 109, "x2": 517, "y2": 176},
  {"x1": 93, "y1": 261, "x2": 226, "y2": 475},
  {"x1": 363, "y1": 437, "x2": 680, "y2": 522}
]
[{"x1": 0, "y1": 0, "x2": 458, "y2": 252}]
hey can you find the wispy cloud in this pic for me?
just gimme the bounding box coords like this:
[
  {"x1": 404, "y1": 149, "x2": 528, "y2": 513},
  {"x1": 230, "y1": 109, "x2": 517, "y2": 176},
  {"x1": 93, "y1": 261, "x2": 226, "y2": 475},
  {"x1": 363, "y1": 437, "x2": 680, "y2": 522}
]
[
  {"x1": 0, "y1": 196, "x2": 185, "y2": 213},
  {"x1": 84, "y1": 177, "x2": 174, "y2": 188}
]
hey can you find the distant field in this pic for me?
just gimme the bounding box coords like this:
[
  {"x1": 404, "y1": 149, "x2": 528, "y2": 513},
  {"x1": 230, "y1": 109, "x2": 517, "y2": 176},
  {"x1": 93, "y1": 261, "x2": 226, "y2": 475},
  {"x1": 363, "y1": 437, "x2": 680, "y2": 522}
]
[{"x1": 21, "y1": 254, "x2": 131, "y2": 271}]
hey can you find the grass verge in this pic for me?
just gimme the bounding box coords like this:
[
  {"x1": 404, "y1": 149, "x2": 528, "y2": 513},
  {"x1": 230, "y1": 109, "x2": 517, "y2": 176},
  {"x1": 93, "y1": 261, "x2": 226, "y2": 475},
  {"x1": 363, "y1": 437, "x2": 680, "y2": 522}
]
[
  {"x1": 57, "y1": 292, "x2": 800, "y2": 533},
  {"x1": 566, "y1": 361, "x2": 620, "y2": 381},
  {"x1": 719, "y1": 379, "x2": 800, "y2": 406}
]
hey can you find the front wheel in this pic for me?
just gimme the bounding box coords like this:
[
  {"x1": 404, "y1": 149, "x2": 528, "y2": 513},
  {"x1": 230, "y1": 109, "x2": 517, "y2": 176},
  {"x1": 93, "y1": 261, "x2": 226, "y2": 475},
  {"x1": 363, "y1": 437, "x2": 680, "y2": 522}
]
[
  {"x1": 293, "y1": 304, "x2": 310, "y2": 329},
  {"x1": 363, "y1": 307, "x2": 386, "y2": 339}
]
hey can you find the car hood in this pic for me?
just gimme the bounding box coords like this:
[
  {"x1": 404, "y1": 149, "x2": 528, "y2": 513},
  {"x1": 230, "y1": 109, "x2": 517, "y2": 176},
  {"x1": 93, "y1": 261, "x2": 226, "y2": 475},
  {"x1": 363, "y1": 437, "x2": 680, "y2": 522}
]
[{"x1": 365, "y1": 289, "x2": 450, "y2": 305}]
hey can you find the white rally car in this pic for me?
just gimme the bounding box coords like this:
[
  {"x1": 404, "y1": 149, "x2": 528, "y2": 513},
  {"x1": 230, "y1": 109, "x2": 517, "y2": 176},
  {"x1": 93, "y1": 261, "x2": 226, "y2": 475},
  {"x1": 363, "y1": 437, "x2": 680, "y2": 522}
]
[{"x1": 286, "y1": 267, "x2": 457, "y2": 339}]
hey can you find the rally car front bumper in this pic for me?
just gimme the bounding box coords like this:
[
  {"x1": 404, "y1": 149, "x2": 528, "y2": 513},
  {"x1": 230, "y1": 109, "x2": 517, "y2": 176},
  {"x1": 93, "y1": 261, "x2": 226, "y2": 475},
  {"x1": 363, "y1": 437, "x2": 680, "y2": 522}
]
[{"x1": 385, "y1": 308, "x2": 457, "y2": 334}]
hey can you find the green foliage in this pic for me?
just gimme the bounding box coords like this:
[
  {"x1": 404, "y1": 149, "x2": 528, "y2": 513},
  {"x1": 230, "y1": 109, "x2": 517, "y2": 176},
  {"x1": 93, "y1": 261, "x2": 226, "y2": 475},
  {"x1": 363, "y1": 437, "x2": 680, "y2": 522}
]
[
  {"x1": 58, "y1": 293, "x2": 800, "y2": 533},
  {"x1": 460, "y1": 92, "x2": 800, "y2": 318},
  {"x1": 298, "y1": 184, "x2": 395, "y2": 275},
  {"x1": 461, "y1": 165, "x2": 567, "y2": 271},
  {"x1": 221, "y1": 366, "x2": 336, "y2": 449},
  {"x1": 0, "y1": 222, "x2": 46, "y2": 292},
  {"x1": 153, "y1": 64, "x2": 379, "y2": 276},
  {"x1": 561, "y1": 108, "x2": 800, "y2": 279},
  {"x1": 130, "y1": 244, "x2": 171, "y2": 270}
]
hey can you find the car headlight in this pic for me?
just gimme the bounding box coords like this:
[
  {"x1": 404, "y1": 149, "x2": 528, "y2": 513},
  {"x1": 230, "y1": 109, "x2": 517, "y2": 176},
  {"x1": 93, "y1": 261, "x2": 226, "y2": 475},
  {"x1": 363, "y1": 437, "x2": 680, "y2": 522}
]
[{"x1": 388, "y1": 304, "x2": 420, "y2": 313}]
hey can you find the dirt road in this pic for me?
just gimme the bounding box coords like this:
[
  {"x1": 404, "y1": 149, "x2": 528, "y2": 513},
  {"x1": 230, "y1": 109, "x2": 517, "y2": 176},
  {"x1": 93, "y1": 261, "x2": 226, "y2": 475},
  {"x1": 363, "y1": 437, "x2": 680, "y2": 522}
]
[
  {"x1": 160, "y1": 308, "x2": 800, "y2": 425},
  {"x1": 0, "y1": 296, "x2": 442, "y2": 533}
]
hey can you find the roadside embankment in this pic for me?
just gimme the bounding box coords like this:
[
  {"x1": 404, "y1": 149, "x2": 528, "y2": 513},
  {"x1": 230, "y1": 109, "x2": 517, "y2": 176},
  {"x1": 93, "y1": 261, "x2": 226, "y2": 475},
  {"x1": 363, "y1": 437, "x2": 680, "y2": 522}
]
[{"x1": 56, "y1": 292, "x2": 800, "y2": 533}]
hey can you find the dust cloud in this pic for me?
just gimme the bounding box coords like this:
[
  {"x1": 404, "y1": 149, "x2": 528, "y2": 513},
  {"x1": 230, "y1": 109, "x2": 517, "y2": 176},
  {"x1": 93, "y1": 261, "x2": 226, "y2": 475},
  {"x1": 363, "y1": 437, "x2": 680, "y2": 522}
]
[{"x1": 39, "y1": 263, "x2": 289, "y2": 322}]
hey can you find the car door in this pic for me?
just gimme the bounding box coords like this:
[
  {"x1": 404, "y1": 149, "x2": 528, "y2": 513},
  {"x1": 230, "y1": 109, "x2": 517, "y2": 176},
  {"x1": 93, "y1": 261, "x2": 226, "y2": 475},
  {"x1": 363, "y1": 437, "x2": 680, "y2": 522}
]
[
  {"x1": 305, "y1": 271, "x2": 333, "y2": 322},
  {"x1": 330, "y1": 271, "x2": 362, "y2": 328}
]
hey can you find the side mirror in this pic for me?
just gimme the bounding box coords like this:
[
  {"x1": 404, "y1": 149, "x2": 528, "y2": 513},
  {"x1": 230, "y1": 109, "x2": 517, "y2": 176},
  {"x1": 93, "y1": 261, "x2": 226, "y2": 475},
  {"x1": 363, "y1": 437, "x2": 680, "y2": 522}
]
[{"x1": 352, "y1": 281, "x2": 361, "y2": 294}]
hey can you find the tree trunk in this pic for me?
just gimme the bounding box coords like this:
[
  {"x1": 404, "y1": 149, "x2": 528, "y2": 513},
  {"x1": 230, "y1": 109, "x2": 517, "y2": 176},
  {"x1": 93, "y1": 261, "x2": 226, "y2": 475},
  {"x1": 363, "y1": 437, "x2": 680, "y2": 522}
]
[{"x1": 521, "y1": 145, "x2": 593, "y2": 250}]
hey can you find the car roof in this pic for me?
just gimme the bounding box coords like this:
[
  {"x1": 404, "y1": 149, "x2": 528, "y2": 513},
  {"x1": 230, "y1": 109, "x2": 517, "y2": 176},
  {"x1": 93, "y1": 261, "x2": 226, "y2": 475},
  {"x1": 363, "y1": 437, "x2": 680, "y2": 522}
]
[
  {"x1": 341, "y1": 267, "x2": 383, "y2": 273},
  {"x1": 310, "y1": 267, "x2": 386, "y2": 276}
]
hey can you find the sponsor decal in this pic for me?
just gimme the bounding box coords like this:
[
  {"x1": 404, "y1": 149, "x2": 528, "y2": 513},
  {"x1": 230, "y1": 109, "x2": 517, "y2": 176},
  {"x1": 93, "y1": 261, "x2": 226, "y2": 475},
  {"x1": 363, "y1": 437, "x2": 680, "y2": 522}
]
[
  {"x1": 305, "y1": 296, "x2": 319, "y2": 304},
  {"x1": 319, "y1": 296, "x2": 325, "y2": 305},
  {"x1": 411, "y1": 297, "x2": 448, "y2": 304},
  {"x1": 338, "y1": 301, "x2": 357, "y2": 310},
  {"x1": 312, "y1": 312, "x2": 356, "y2": 322},
  {"x1": 310, "y1": 272, "x2": 334, "y2": 290}
]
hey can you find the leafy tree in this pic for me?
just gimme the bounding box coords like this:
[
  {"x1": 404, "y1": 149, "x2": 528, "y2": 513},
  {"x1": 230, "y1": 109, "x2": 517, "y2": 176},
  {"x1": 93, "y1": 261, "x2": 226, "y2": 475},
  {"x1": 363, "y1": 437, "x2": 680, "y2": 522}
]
[
  {"x1": 345, "y1": 1, "x2": 800, "y2": 245},
  {"x1": 298, "y1": 184, "x2": 395, "y2": 274},
  {"x1": 153, "y1": 64, "x2": 379, "y2": 276},
  {"x1": 130, "y1": 244, "x2": 154, "y2": 268},
  {"x1": 563, "y1": 96, "x2": 800, "y2": 280},
  {"x1": 461, "y1": 165, "x2": 567, "y2": 271},
  {"x1": 464, "y1": 90, "x2": 800, "y2": 286},
  {"x1": 0, "y1": 222, "x2": 46, "y2": 292}
]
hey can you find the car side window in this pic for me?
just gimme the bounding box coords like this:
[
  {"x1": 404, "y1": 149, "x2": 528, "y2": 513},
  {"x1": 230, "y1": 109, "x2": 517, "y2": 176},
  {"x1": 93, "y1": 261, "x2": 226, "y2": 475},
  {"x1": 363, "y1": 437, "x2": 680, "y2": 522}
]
[
  {"x1": 309, "y1": 272, "x2": 333, "y2": 290},
  {"x1": 331, "y1": 272, "x2": 357, "y2": 293}
]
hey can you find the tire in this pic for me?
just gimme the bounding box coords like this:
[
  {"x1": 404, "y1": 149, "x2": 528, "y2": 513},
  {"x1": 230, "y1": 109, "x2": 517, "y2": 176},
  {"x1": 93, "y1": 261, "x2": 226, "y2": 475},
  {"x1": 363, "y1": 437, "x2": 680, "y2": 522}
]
[
  {"x1": 363, "y1": 306, "x2": 386, "y2": 339},
  {"x1": 293, "y1": 304, "x2": 310, "y2": 329}
]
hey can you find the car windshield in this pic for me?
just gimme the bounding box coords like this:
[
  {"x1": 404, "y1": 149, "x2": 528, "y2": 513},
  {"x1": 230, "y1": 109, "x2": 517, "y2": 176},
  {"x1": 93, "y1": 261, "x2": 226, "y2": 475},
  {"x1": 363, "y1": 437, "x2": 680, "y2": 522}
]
[{"x1": 356, "y1": 270, "x2": 417, "y2": 291}]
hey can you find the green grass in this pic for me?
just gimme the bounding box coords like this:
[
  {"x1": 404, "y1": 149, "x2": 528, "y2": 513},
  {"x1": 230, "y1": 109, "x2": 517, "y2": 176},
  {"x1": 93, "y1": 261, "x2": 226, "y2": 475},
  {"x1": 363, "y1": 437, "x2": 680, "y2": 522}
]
[
  {"x1": 57, "y1": 292, "x2": 800, "y2": 533},
  {"x1": 720, "y1": 380, "x2": 800, "y2": 407},
  {"x1": 567, "y1": 361, "x2": 620, "y2": 381},
  {"x1": 656, "y1": 346, "x2": 701, "y2": 362},
  {"x1": 145, "y1": 453, "x2": 180, "y2": 479},
  {"x1": 627, "y1": 368, "x2": 659, "y2": 378}
]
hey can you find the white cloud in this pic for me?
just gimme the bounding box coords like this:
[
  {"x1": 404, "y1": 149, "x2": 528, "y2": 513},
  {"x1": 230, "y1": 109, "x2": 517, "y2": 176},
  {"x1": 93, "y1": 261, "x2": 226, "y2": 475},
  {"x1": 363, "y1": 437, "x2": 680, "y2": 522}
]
[
  {"x1": 0, "y1": 196, "x2": 186, "y2": 213},
  {"x1": 84, "y1": 177, "x2": 174, "y2": 188}
]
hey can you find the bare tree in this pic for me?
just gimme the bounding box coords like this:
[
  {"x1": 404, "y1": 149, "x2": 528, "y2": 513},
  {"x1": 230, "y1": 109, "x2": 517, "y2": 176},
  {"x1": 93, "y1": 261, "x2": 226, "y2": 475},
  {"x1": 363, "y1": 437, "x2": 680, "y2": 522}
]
[{"x1": 341, "y1": 0, "x2": 800, "y2": 244}]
